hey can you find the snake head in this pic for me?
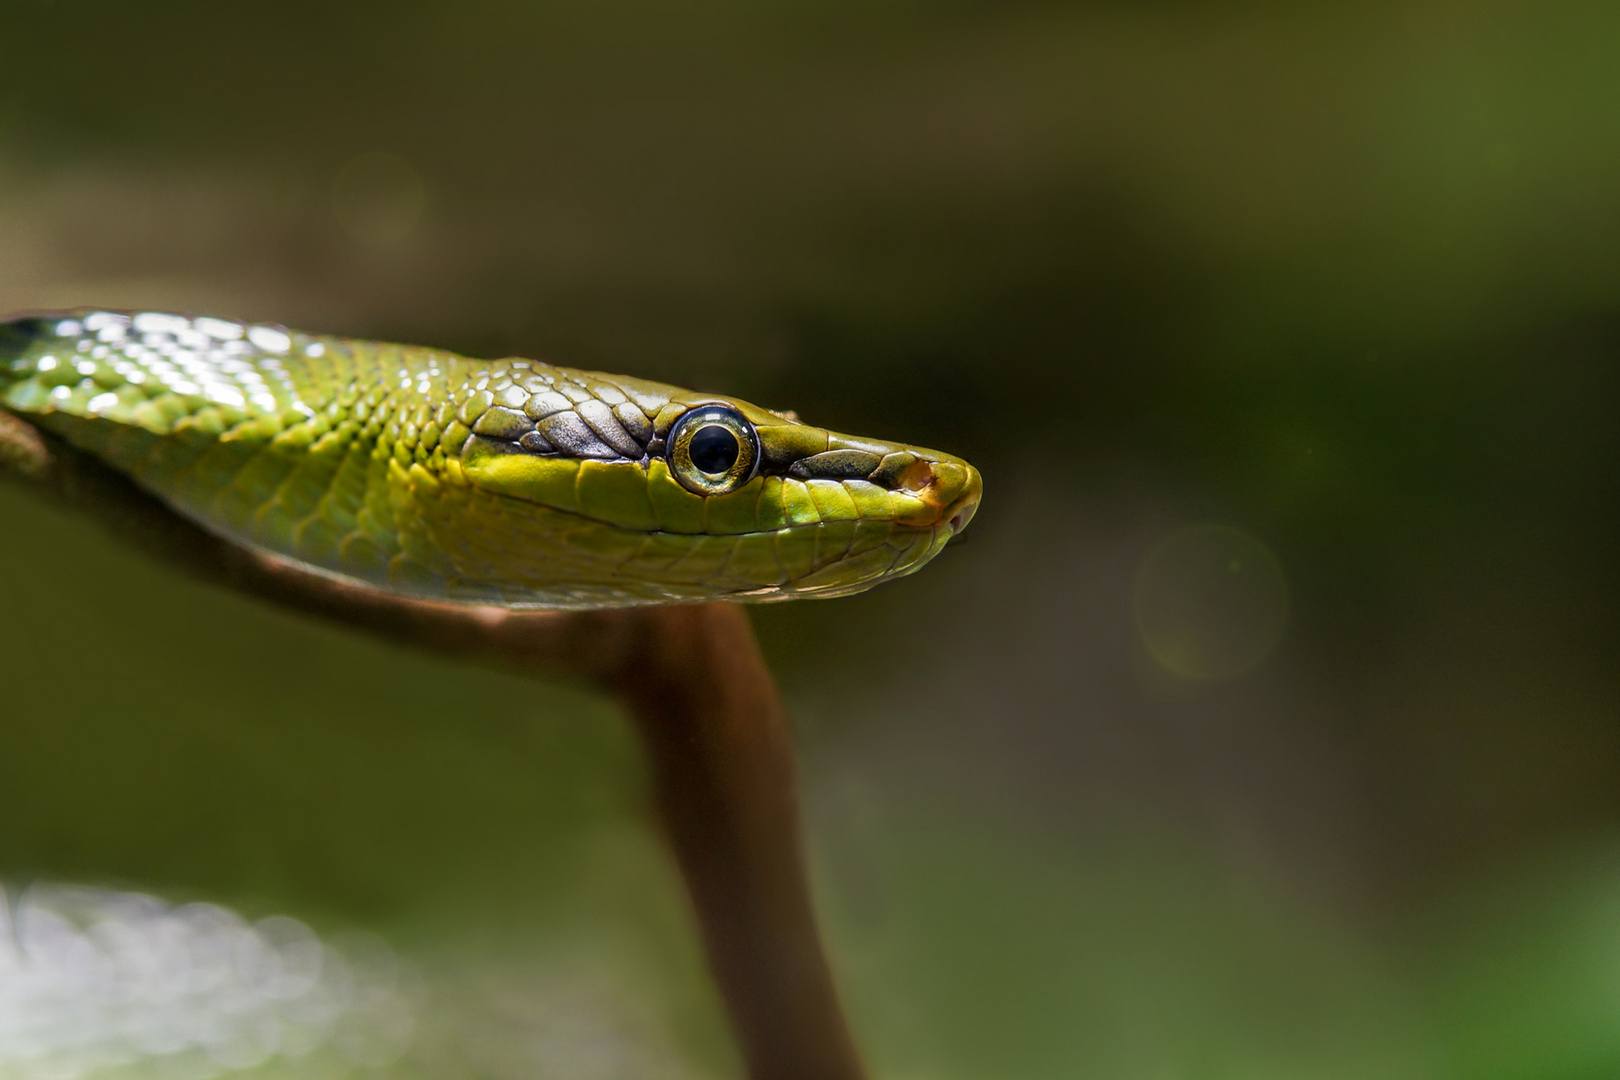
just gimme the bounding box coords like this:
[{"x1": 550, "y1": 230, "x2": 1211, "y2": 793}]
[{"x1": 448, "y1": 364, "x2": 982, "y2": 604}]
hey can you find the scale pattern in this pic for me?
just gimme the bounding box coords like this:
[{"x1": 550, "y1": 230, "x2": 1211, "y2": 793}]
[{"x1": 0, "y1": 311, "x2": 981, "y2": 608}]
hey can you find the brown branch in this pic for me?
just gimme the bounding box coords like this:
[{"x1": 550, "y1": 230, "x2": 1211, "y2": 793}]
[{"x1": 0, "y1": 419, "x2": 867, "y2": 1080}]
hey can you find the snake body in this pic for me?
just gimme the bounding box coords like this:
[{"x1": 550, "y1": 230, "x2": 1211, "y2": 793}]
[{"x1": 0, "y1": 311, "x2": 980, "y2": 608}]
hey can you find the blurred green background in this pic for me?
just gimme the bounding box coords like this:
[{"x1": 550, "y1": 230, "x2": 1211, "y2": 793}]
[{"x1": 1, "y1": 1, "x2": 1618, "y2": 1077}]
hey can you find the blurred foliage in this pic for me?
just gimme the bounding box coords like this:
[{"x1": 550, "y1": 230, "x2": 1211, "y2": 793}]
[{"x1": 1, "y1": 0, "x2": 1618, "y2": 1077}]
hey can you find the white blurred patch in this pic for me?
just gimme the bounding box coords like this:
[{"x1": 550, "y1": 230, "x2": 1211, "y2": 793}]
[
  {"x1": 246, "y1": 327, "x2": 291, "y2": 355},
  {"x1": 0, "y1": 884, "x2": 416, "y2": 1080}
]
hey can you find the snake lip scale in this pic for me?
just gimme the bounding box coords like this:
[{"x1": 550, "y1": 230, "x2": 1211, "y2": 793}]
[{"x1": 1, "y1": 310, "x2": 982, "y2": 610}]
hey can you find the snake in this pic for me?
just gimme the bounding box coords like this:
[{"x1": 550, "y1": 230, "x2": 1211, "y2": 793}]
[{"x1": 0, "y1": 310, "x2": 981, "y2": 608}]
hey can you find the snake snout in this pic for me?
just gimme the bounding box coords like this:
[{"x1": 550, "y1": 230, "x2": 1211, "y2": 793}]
[
  {"x1": 943, "y1": 465, "x2": 982, "y2": 536},
  {"x1": 905, "y1": 457, "x2": 981, "y2": 534}
]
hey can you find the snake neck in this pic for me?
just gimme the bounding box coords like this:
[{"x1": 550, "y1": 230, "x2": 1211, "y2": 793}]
[{"x1": 0, "y1": 312, "x2": 458, "y2": 592}]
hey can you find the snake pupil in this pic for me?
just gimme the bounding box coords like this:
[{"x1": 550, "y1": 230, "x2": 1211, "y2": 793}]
[{"x1": 689, "y1": 424, "x2": 740, "y2": 474}]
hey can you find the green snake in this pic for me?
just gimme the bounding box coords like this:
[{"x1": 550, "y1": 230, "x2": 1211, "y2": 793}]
[{"x1": 0, "y1": 310, "x2": 981, "y2": 608}]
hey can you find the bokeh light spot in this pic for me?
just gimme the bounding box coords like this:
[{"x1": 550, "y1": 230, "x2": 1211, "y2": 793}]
[
  {"x1": 1132, "y1": 523, "x2": 1289, "y2": 680},
  {"x1": 0, "y1": 882, "x2": 416, "y2": 1079},
  {"x1": 331, "y1": 151, "x2": 426, "y2": 245}
]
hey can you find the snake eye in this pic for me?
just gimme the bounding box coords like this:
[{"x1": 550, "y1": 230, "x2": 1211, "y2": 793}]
[{"x1": 667, "y1": 404, "x2": 760, "y2": 496}]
